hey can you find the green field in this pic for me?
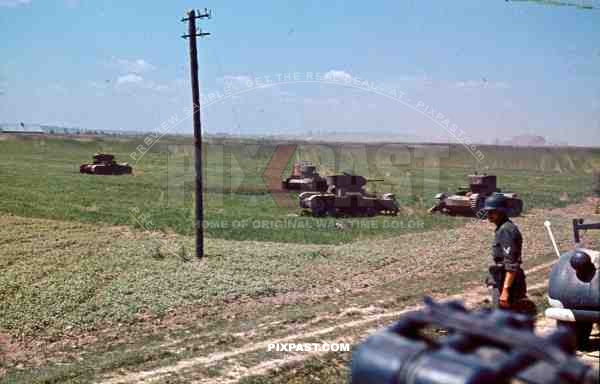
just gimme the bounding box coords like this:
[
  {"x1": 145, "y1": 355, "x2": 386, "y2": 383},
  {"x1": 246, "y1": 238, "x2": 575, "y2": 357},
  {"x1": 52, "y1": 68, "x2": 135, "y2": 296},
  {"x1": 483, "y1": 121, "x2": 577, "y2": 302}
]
[
  {"x1": 1, "y1": 135, "x2": 599, "y2": 383},
  {"x1": 0, "y1": 135, "x2": 598, "y2": 243}
]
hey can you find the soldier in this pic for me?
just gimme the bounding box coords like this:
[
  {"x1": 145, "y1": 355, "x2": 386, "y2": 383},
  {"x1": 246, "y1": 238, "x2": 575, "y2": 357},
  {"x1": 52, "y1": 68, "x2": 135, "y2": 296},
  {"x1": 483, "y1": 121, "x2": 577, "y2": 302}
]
[{"x1": 483, "y1": 193, "x2": 528, "y2": 310}]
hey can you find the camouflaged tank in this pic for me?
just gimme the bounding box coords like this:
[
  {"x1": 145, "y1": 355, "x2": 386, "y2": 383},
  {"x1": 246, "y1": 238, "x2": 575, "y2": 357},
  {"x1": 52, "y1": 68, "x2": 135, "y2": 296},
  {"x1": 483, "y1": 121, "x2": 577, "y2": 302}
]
[
  {"x1": 80, "y1": 153, "x2": 132, "y2": 175},
  {"x1": 298, "y1": 173, "x2": 399, "y2": 217},
  {"x1": 428, "y1": 173, "x2": 523, "y2": 217}
]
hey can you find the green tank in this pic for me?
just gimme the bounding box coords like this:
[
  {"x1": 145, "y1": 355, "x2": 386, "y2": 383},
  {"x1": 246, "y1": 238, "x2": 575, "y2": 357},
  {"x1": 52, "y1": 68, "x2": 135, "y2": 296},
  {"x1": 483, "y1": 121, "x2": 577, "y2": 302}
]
[{"x1": 298, "y1": 173, "x2": 399, "y2": 217}]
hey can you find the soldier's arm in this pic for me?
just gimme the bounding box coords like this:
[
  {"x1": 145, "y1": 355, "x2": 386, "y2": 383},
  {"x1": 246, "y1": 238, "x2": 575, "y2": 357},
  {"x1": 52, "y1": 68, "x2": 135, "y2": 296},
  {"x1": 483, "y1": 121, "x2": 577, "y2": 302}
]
[{"x1": 503, "y1": 271, "x2": 516, "y2": 289}]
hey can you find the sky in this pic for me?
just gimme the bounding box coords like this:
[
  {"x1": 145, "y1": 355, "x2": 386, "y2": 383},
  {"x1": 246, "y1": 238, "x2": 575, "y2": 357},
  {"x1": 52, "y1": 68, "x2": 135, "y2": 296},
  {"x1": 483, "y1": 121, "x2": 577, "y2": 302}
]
[{"x1": 0, "y1": 0, "x2": 599, "y2": 145}]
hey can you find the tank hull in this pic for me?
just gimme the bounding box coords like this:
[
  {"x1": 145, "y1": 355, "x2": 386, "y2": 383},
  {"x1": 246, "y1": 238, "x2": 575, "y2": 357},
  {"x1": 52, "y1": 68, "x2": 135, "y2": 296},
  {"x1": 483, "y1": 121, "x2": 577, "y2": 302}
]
[
  {"x1": 431, "y1": 194, "x2": 523, "y2": 217},
  {"x1": 281, "y1": 177, "x2": 327, "y2": 192},
  {"x1": 79, "y1": 162, "x2": 132, "y2": 175},
  {"x1": 80, "y1": 153, "x2": 132, "y2": 175},
  {"x1": 299, "y1": 193, "x2": 398, "y2": 217}
]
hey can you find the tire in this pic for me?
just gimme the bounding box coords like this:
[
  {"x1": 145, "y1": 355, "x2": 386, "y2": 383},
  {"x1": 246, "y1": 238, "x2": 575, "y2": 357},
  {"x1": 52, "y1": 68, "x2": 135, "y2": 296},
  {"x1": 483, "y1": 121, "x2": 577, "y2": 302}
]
[
  {"x1": 365, "y1": 207, "x2": 377, "y2": 217},
  {"x1": 557, "y1": 321, "x2": 593, "y2": 350},
  {"x1": 326, "y1": 203, "x2": 336, "y2": 217},
  {"x1": 310, "y1": 199, "x2": 325, "y2": 217}
]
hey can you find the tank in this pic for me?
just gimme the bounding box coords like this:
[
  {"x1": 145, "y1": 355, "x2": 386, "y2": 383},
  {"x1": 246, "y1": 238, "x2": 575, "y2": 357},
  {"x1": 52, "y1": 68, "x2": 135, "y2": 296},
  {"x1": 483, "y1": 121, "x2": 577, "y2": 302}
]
[
  {"x1": 298, "y1": 173, "x2": 399, "y2": 217},
  {"x1": 545, "y1": 218, "x2": 600, "y2": 349},
  {"x1": 281, "y1": 161, "x2": 327, "y2": 192},
  {"x1": 428, "y1": 173, "x2": 523, "y2": 217},
  {"x1": 80, "y1": 153, "x2": 132, "y2": 175}
]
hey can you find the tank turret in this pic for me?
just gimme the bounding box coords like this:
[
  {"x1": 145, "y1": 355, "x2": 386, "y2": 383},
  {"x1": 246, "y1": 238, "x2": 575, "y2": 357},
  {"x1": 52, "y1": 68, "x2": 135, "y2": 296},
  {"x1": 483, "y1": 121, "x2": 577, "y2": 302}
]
[{"x1": 281, "y1": 161, "x2": 327, "y2": 191}]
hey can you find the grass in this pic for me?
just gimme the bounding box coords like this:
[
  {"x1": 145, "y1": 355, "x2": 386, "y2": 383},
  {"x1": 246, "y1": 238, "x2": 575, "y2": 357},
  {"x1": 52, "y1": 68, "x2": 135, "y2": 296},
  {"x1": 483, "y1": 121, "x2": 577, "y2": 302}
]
[
  {"x1": 0, "y1": 135, "x2": 598, "y2": 243},
  {"x1": 0, "y1": 212, "x2": 483, "y2": 336},
  {"x1": 1, "y1": 135, "x2": 598, "y2": 383}
]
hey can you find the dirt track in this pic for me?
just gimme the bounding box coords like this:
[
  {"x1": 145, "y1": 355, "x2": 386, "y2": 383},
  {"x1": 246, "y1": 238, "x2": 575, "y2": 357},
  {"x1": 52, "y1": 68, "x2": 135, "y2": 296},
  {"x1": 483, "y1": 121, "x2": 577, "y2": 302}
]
[{"x1": 96, "y1": 198, "x2": 600, "y2": 383}]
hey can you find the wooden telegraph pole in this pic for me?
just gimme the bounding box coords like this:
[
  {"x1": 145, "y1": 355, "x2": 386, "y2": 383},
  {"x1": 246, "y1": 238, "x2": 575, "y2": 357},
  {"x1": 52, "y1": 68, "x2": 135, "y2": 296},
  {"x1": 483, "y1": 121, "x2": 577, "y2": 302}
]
[{"x1": 182, "y1": 9, "x2": 211, "y2": 259}]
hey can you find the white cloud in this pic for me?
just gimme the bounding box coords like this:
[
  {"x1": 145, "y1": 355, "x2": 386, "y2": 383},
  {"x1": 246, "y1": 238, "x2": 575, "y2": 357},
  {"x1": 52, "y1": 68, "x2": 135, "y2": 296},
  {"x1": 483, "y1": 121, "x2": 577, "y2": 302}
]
[
  {"x1": 110, "y1": 57, "x2": 156, "y2": 74},
  {"x1": 0, "y1": 0, "x2": 30, "y2": 7},
  {"x1": 220, "y1": 74, "x2": 251, "y2": 89},
  {"x1": 454, "y1": 80, "x2": 481, "y2": 88},
  {"x1": 453, "y1": 79, "x2": 510, "y2": 89},
  {"x1": 150, "y1": 83, "x2": 169, "y2": 92},
  {"x1": 112, "y1": 74, "x2": 171, "y2": 93},
  {"x1": 301, "y1": 96, "x2": 344, "y2": 106},
  {"x1": 386, "y1": 74, "x2": 509, "y2": 90},
  {"x1": 64, "y1": 0, "x2": 79, "y2": 8},
  {"x1": 117, "y1": 73, "x2": 143, "y2": 85},
  {"x1": 89, "y1": 80, "x2": 109, "y2": 89},
  {"x1": 398, "y1": 74, "x2": 430, "y2": 82},
  {"x1": 325, "y1": 70, "x2": 352, "y2": 81},
  {"x1": 223, "y1": 74, "x2": 250, "y2": 82}
]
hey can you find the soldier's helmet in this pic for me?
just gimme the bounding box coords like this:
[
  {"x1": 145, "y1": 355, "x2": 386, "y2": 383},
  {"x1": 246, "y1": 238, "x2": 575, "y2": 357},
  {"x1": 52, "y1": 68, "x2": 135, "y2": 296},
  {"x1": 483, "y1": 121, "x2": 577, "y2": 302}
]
[{"x1": 482, "y1": 193, "x2": 507, "y2": 213}]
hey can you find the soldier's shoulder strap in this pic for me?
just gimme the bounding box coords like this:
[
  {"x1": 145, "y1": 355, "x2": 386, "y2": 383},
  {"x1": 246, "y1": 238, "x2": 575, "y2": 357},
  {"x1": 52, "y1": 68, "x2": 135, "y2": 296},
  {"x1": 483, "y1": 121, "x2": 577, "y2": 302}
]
[{"x1": 500, "y1": 219, "x2": 519, "y2": 233}]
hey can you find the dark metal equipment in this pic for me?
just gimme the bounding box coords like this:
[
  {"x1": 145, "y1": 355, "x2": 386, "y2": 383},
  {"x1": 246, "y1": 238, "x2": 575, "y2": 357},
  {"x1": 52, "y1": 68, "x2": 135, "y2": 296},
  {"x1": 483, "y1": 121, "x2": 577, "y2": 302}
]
[
  {"x1": 429, "y1": 173, "x2": 523, "y2": 217},
  {"x1": 573, "y1": 218, "x2": 600, "y2": 245},
  {"x1": 79, "y1": 153, "x2": 132, "y2": 175},
  {"x1": 182, "y1": 8, "x2": 211, "y2": 259},
  {"x1": 350, "y1": 297, "x2": 598, "y2": 384},
  {"x1": 545, "y1": 218, "x2": 600, "y2": 349},
  {"x1": 298, "y1": 173, "x2": 399, "y2": 217}
]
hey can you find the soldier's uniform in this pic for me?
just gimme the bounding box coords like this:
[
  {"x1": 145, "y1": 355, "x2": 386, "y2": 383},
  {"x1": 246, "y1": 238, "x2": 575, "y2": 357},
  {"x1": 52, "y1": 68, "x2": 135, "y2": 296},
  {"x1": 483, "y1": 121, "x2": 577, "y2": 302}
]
[{"x1": 486, "y1": 217, "x2": 528, "y2": 308}]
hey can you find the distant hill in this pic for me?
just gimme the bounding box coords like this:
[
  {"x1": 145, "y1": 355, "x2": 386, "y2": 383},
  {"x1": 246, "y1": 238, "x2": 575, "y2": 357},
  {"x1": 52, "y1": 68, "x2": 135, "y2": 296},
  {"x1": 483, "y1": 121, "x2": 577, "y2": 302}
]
[{"x1": 504, "y1": 135, "x2": 547, "y2": 146}]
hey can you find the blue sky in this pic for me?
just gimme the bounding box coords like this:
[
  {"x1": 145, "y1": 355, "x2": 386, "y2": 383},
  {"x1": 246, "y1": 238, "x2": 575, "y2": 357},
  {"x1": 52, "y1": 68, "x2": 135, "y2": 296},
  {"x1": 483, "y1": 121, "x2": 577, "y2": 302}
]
[{"x1": 0, "y1": 0, "x2": 599, "y2": 145}]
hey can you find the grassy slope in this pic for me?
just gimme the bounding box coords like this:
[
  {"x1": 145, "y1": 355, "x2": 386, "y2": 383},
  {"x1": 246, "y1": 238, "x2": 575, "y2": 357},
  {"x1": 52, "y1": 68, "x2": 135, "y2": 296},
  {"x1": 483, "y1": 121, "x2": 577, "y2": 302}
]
[{"x1": 1, "y1": 200, "x2": 597, "y2": 383}]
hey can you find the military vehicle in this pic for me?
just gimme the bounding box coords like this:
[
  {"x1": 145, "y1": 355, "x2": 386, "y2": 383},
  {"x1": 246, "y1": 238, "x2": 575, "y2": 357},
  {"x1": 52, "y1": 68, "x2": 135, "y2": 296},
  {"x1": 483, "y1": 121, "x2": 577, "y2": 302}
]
[
  {"x1": 80, "y1": 153, "x2": 132, "y2": 175},
  {"x1": 298, "y1": 173, "x2": 399, "y2": 217},
  {"x1": 281, "y1": 161, "x2": 327, "y2": 192},
  {"x1": 545, "y1": 218, "x2": 600, "y2": 349},
  {"x1": 350, "y1": 297, "x2": 599, "y2": 384},
  {"x1": 428, "y1": 173, "x2": 523, "y2": 217}
]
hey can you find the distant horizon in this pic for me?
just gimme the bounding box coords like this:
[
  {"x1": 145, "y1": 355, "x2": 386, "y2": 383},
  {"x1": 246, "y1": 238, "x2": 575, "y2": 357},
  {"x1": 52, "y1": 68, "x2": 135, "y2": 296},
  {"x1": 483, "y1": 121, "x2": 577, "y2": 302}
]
[{"x1": 2, "y1": 121, "x2": 597, "y2": 148}]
